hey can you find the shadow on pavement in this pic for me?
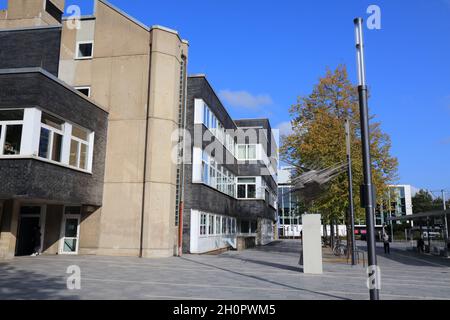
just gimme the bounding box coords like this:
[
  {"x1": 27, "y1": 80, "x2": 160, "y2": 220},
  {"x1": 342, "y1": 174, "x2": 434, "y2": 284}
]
[
  {"x1": 0, "y1": 263, "x2": 78, "y2": 300},
  {"x1": 180, "y1": 257, "x2": 350, "y2": 300},
  {"x1": 374, "y1": 246, "x2": 450, "y2": 269}
]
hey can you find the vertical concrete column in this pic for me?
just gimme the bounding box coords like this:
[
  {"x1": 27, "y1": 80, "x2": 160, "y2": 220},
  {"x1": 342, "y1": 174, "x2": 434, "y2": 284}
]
[
  {"x1": 0, "y1": 200, "x2": 21, "y2": 260},
  {"x1": 302, "y1": 214, "x2": 323, "y2": 274},
  {"x1": 140, "y1": 28, "x2": 188, "y2": 257}
]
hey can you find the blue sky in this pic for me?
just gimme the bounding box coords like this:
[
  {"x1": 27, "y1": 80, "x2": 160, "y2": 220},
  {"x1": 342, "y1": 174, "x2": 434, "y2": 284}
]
[{"x1": 1, "y1": 0, "x2": 449, "y2": 192}]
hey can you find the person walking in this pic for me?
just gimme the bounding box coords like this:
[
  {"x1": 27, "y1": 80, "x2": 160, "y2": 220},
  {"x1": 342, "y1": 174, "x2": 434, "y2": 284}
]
[
  {"x1": 383, "y1": 232, "x2": 390, "y2": 254},
  {"x1": 417, "y1": 237, "x2": 425, "y2": 254}
]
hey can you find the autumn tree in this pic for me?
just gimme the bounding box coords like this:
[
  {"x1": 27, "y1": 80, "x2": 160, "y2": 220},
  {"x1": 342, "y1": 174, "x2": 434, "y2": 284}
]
[{"x1": 281, "y1": 65, "x2": 398, "y2": 232}]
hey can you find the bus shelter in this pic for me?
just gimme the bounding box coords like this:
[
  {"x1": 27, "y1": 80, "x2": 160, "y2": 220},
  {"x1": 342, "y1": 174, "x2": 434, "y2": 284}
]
[{"x1": 387, "y1": 210, "x2": 450, "y2": 257}]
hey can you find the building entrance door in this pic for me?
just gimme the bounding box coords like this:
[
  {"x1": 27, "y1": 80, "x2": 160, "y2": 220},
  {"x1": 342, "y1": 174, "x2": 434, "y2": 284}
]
[
  {"x1": 59, "y1": 215, "x2": 80, "y2": 255},
  {"x1": 16, "y1": 206, "x2": 43, "y2": 256}
]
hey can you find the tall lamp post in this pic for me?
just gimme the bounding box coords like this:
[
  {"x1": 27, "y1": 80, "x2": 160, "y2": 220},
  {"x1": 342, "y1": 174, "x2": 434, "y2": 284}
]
[
  {"x1": 345, "y1": 119, "x2": 357, "y2": 265},
  {"x1": 442, "y1": 190, "x2": 449, "y2": 258},
  {"x1": 354, "y1": 17, "x2": 380, "y2": 300}
]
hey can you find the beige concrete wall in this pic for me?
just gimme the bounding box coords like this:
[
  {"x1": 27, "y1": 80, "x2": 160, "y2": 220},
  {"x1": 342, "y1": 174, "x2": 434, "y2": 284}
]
[
  {"x1": 42, "y1": 205, "x2": 63, "y2": 255},
  {"x1": 140, "y1": 28, "x2": 187, "y2": 258},
  {"x1": 57, "y1": 0, "x2": 188, "y2": 258},
  {"x1": 0, "y1": 200, "x2": 20, "y2": 260},
  {"x1": 90, "y1": 1, "x2": 150, "y2": 257},
  {"x1": 0, "y1": 0, "x2": 64, "y2": 28},
  {"x1": 78, "y1": 206, "x2": 101, "y2": 255},
  {"x1": 59, "y1": 18, "x2": 95, "y2": 87}
]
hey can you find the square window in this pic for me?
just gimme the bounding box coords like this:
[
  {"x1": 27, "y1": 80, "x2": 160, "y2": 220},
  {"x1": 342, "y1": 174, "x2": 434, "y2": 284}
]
[{"x1": 76, "y1": 42, "x2": 94, "y2": 59}]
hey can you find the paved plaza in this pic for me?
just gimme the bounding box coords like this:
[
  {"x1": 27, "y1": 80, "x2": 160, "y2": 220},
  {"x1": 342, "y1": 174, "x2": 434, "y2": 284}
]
[{"x1": 1, "y1": 240, "x2": 449, "y2": 300}]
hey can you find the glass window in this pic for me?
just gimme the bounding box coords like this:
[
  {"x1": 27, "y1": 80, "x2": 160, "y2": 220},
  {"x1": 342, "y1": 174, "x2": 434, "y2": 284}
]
[
  {"x1": 209, "y1": 215, "x2": 214, "y2": 235},
  {"x1": 69, "y1": 125, "x2": 91, "y2": 170},
  {"x1": 248, "y1": 145, "x2": 257, "y2": 159},
  {"x1": 222, "y1": 216, "x2": 226, "y2": 234},
  {"x1": 72, "y1": 126, "x2": 88, "y2": 141},
  {"x1": 237, "y1": 177, "x2": 257, "y2": 199},
  {"x1": 200, "y1": 214, "x2": 207, "y2": 236},
  {"x1": 38, "y1": 127, "x2": 50, "y2": 159},
  {"x1": 69, "y1": 140, "x2": 79, "y2": 167},
  {"x1": 216, "y1": 216, "x2": 221, "y2": 235},
  {"x1": 237, "y1": 185, "x2": 246, "y2": 198},
  {"x1": 76, "y1": 87, "x2": 91, "y2": 97},
  {"x1": 52, "y1": 133, "x2": 63, "y2": 162},
  {"x1": 39, "y1": 113, "x2": 64, "y2": 162},
  {"x1": 41, "y1": 112, "x2": 63, "y2": 130},
  {"x1": 80, "y1": 143, "x2": 88, "y2": 170},
  {"x1": 3, "y1": 125, "x2": 22, "y2": 155},
  {"x1": 0, "y1": 109, "x2": 24, "y2": 121},
  {"x1": 237, "y1": 145, "x2": 246, "y2": 159},
  {"x1": 77, "y1": 42, "x2": 93, "y2": 59}
]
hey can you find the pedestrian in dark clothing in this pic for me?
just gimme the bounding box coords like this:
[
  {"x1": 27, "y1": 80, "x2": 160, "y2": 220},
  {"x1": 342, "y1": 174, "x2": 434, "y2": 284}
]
[
  {"x1": 417, "y1": 238, "x2": 425, "y2": 253},
  {"x1": 383, "y1": 233, "x2": 390, "y2": 254}
]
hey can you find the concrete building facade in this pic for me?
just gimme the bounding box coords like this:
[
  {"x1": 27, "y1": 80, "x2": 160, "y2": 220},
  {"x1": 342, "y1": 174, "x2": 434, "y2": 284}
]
[
  {"x1": 183, "y1": 76, "x2": 278, "y2": 253},
  {"x1": 0, "y1": 0, "x2": 276, "y2": 259}
]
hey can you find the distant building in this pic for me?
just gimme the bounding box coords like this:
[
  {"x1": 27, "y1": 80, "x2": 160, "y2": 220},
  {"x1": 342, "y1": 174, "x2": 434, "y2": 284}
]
[{"x1": 356, "y1": 185, "x2": 414, "y2": 234}]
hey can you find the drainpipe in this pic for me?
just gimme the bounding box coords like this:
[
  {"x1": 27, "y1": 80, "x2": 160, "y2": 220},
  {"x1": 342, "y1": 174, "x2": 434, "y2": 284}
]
[
  {"x1": 178, "y1": 54, "x2": 188, "y2": 257},
  {"x1": 139, "y1": 42, "x2": 153, "y2": 258}
]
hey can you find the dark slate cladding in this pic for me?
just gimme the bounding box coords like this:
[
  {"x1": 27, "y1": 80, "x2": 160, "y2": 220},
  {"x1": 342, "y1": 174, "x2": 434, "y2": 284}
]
[
  {"x1": 0, "y1": 26, "x2": 62, "y2": 76},
  {"x1": 45, "y1": 0, "x2": 63, "y2": 23},
  {"x1": 234, "y1": 118, "x2": 278, "y2": 193},
  {"x1": 183, "y1": 76, "x2": 277, "y2": 252},
  {"x1": 0, "y1": 70, "x2": 108, "y2": 206}
]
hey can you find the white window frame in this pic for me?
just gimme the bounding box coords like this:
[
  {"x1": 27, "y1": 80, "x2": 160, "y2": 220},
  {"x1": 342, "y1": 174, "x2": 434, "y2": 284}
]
[
  {"x1": 69, "y1": 125, "x2": 91, "y2": 171},
  {"x1": 208, "y1": 214, "x2": 214, "y2": 235},
  {"x1": 75, "y1": 41, "x2": 94, "y2": 60},
  {"x1": 237, "y1": 177, "x2": 257, "y2": 199},
  {"x1": 74, "y1": 86, "x2": 91, "y2": 97},
  {"x1": 0, "y1": 120, "x2": 24, "y2": 156},
  {"x1": 0, "y1": 109, "x2": 25, "y2": 156},
  {"x1": 236, "y1": 144, "x2": 258, "y2": 161},
  {"x1": 38, "y1": 119, "x2": 64, "y2": 162},
  {"x1": 200, "y1": 213, "x2": 207, "y2": 236}
]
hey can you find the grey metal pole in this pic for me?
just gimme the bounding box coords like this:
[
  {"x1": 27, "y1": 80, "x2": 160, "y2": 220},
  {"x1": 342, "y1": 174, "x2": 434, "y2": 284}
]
[
  {"x1": 442, "y1": 190, "x2": 448, "y2": 257},
  {"x1": 354, "y1": 17, "x2": 380, "y2": 300},
  {"x1": 345, "y1": 119, "x2": 357, "y2": 265}
]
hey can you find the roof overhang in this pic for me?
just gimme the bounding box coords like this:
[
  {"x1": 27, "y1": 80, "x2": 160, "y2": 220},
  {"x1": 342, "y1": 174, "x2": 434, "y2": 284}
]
[{"x1": 387, "y1": 210, "x2": 450, "y2": 222}]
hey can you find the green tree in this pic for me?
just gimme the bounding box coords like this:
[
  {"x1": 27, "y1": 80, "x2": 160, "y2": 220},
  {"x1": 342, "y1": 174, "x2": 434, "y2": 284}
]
[
  {"x1": 281, "y1": 65, "x2": 398, "y2": 227},
  {"x1": 411, "y1": 190, "x2": 446, "y2": 213}
]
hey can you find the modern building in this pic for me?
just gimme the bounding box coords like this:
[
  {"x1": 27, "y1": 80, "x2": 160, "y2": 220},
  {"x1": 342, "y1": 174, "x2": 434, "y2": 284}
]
[
  {"x1": 0, "y1": 23, "x2": 108, "y2": 258},
  {"x1": 277, "y1": 166, "x2": 350, "y2": 238},
  {"x1": 183, "y1": 75, "x2": 278, "y2": 253},
  {"x1": 0, "y1": 0, "x2": 277, "y2": 259},
  {"x1": 355, "y1": 185, "x2": 413, "y2": 231},
  {"x1": 278, "y1": 166, "x2": 302, "y2": 237},
  {"x1": 0, "y1": 0, "x2": 188, "y2": 259}
]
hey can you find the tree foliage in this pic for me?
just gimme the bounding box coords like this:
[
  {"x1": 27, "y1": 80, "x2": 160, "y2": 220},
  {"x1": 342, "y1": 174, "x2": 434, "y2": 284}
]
[
  {"x1": 281, "y1": 65, "x2": 398, "y2": 224},
  {"x1": 412, "y1": 189, "x2": 447, "y2": 213}
]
